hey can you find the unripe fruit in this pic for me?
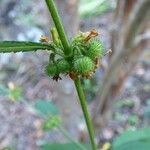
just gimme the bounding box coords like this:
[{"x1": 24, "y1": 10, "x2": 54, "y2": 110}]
[
  {"x1": 57, "y1": 59, "x2": 70, "y2": 73},
  {"x1": 45, "y1": 63, "x2": 57, "y2": 76},
  {"x1": 86, "y1": 39, "x2": 104, "y2": 60},
  {"x1": 73, "y1": 56, "x2": 94, "y2": 75}
]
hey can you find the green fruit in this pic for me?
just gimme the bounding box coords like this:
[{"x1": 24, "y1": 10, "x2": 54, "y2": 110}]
[
  {"x1": 57, "y1": 59, "x2": 70, "y2": 73},
  {"x1": 45, "y1": 63, "x2": 57, "y2": 76},
  {"x1": 86, "y1": 39, "x2": 104, "y2": 60},
  {"x1": 73, "y1": 56, "x2": 94, "y2": 75}
]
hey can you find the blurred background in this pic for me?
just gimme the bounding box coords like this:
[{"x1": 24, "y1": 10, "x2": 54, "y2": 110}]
[{"x1": 0, "y1": 0, "x2": 150, "y2": 150}]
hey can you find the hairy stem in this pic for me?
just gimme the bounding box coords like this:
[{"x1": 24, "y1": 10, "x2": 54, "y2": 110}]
[
  {"x1": 45, "y1": 0, "x2": 71, "y2": 56},
  {"x1": 74, "y1": 78, "x2": 97, "y2": 150}
]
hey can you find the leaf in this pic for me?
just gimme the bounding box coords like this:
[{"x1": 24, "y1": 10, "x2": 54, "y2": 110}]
[
  {"x1": 39, "y1": 143, "x2": 90, "y2": 150},
  {"x1": 42, "y1": 115, "x2": 61, "y2": 131},
  {"x1": 0, "y1": 41, "x2": 54, "y2": 53},
  {"x1": 114, "y1": 140, "x2": 150, "y2": 150},
  {"x1": 144, "y1": 106, "x2": 150, "y2": 119},
  {"x1": 115, "y1": 98, "x2": 134, "y2": 109},
  {"x1": 127, "y1": 115, "x2": 139, "y2": 125},
  {"x1": 34, "y1": 100, "x2": 59, "y2": 117},
  {"x1": 112, "y1": 127, "x2": 150, "y2": 150}
]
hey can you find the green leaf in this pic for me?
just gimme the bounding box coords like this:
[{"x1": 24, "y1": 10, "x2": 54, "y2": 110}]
[
  {"x1": 114, "y1": 140, "x2": 150, "y2": 150},
  {"x1": 127, "y1": 115, "x2": 139, "y2": 125},
  {"x1": 42, "y1": 115, "x2": 61, "y2": 131},
  {"x1": 144, "y1": 106, "x2": 150, "y2": 119},
  {"x1": 39, "y1": 143, "x2": 90, "y2": 150},
  {"x1": 34, "y1": 100, "x2": 59, "y2": 117},
  {"x1": 115, "y1": 98, "x2": 134, "y2": 108},
  {"x1": 112, "y1": 128, "x2": 150, "y2": 150},
  {"x1": 0, "y1": 41, "x2": 53, "y2": 53}
]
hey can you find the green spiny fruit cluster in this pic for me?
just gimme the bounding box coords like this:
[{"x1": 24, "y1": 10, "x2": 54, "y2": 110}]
[
  {"x1": 70, "y1": 31, "x2": 104, "y2": 78},
  {"x1": 43, "y1": 29, "x2": 104, "y2": 80}
]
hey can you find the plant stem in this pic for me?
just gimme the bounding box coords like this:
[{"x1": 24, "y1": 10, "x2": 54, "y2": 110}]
[
  {"x1": 45, "y1": 0, "x2": 97, "y2": 149},
  {"x1": 45, "y1": 0, "x2": 71, "y2": 56},
  {"x1": 74, "y1": 78, "x2": 97, "y2": 150}
]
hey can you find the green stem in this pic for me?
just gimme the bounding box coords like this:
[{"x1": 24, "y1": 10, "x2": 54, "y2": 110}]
[
  {"x1": 45, "y1": 0, "x2": 71, "y2": 56},
  {"x1": 74, "y1": 78, "x2": 97, "y2": 150},
  {"x1": 45, "y1": 0, "x2": 97, "y2": 149}
]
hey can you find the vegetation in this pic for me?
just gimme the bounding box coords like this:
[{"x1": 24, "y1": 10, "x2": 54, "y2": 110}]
[
  {"x1": 0, "y1": 0, "x2": 150, "y2": 150},
  {"x1": 0, "y1": 0, "x2": 106, "y2": 149}
]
